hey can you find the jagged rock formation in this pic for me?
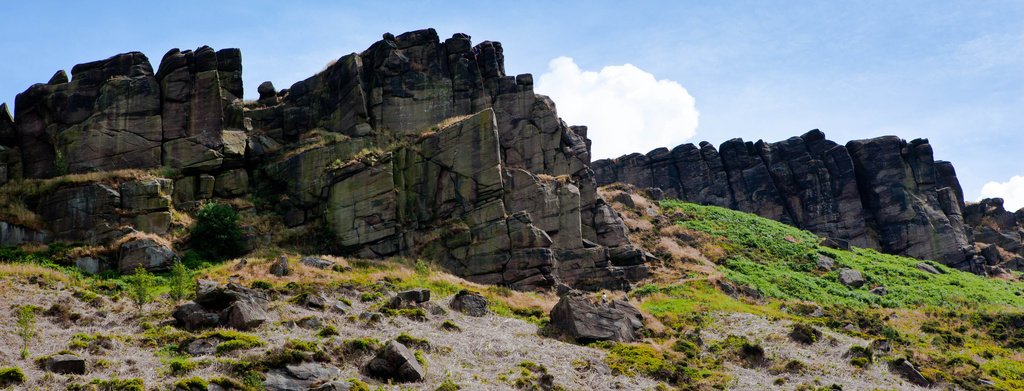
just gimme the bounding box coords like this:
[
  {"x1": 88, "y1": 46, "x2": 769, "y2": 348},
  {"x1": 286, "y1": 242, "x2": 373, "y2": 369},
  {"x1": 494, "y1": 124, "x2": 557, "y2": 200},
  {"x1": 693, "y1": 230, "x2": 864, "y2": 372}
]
[
  {"x1": 0, "y1": 29, "x2": 648, "y2": 291},
  {"x1": 593, "y1": 129, "x2": 991, "y2": 271},
  {"x1": 964, "y1": 198, "x2": 1024, "y2": 273}
]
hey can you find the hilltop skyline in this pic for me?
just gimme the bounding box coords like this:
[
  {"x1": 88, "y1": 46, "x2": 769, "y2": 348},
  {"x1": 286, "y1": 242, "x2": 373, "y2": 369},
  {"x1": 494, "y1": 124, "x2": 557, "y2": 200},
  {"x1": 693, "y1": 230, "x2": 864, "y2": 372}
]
[{"x1": 1, "y1": 0, "x2": 1021, "y2": 208}]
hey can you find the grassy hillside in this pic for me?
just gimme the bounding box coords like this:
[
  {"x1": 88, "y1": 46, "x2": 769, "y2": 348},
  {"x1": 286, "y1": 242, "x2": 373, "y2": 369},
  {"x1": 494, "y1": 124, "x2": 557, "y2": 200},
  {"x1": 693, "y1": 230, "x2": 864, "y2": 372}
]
[
  {"x1": 2, "y1": 188, "x2": 1024, "y2": 390},
  {"x1": 609, "y1": 194, "x2": 1024, "y2": 390}
]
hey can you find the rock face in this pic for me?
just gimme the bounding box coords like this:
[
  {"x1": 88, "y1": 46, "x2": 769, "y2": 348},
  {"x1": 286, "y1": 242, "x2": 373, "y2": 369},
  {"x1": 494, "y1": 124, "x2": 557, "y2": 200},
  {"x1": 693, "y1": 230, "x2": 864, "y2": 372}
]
[
  {"x1": 15, "y1": 53, "x2": 163, "y2": 177},
  {"x1": 0, "y1": 30, "x2": 647, "y2": 291},
  {"x1": 593, "y1": 129, "x2": 981, "y2": 270},
  {"x1": 963, "y1": 198, "x2": 1024, "y2": 273}
]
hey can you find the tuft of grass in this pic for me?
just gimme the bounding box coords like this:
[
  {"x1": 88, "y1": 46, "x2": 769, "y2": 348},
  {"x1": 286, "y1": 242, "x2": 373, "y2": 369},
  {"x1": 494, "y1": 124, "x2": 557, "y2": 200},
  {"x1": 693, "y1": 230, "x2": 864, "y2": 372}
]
[{"x1": 0, "y1": 367, "x2": 25, "y2": 386}]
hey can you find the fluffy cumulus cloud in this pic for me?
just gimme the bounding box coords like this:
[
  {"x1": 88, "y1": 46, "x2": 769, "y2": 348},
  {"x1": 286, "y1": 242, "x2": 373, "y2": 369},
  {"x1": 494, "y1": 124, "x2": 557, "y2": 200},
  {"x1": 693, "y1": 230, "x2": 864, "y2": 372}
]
[
  {"x1": 535, "y1": 57, "x2": 699, "y2": 159},
  {"x1": 980, "y1": 176, "x2": 1024, "y2": 211}
]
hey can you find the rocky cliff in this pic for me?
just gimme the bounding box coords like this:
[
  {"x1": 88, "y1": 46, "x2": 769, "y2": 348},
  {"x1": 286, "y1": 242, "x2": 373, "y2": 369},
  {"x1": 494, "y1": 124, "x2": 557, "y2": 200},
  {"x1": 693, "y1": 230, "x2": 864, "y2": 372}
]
[
  {"x1": 593, "y1": 129, "x2": 1023, "y2": 274},
  {"x1": 0, "y1": 29, "x2": 649, "y2": 290}
]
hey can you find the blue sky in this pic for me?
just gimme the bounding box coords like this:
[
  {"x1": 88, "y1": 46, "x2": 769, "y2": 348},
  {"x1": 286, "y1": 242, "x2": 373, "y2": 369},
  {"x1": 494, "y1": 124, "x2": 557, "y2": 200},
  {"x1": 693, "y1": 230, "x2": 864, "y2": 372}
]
[{"x1": 2, "y1": 1, "x2": 1022, "y2": 208}]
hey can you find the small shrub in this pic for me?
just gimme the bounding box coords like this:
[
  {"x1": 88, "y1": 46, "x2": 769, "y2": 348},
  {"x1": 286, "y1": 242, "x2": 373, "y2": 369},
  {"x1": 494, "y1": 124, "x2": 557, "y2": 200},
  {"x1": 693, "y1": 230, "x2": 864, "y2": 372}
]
[
  {"x1": 126, "y1": 266, "x2": 156, "y2": 315},
  {"x1": 605, "y1": 344, "x2": 667, "y2": 377},
  {"x1": 15, "y1": 306, "x2": 37, "y2": 358},
  {"x1": 790, "y1": 323, "x2": 822, "y2": 344},
  {"x1": 440, "y1": 320, "x2": 461, "y2": 332},
  {"x1": 250, "y1": 280, "x2": 273, "y2": 290},
  {"x1": 783, "y1": 359, "x2": 806, "y2": 372},
  {"x1": 287, "y1": 339, "x2": 319, "y2": 352},
  {"x1": 360, "y1": 292, "x2": 382, "y2": 302},
  {"x1": 436, "y1": 378, "x2": 462, "y2": 391},
  {"x1": 168, "y1": 359, "x2": 199, "y2": 375},
  {"x1": 396, "y1": 333, "x2": 431, "y2": 350},
  {"x1": 347, "y1": 378, "x2": 371, "y2": 391},
  {"x1": 672, "y1": 340, "x2": 699, "y2": 358},
  {"x1": 65, "y1": 377, "x2": 144, "y2": 391},
  {"x1": 316, "y1": 325, "x2": 339, "y2": 338},
  {"x1": 850, "y1": 357, "x2": 869, "y2": 368},
  {"x1": 191, "y1": 203, "x2": 244, "y2": 261},
  {"x1": 169, "y1": 261, "x2": 191, "y2": 302},
  {"x1": 174, "y1": 376, "x2": 208, "y2": 391}
]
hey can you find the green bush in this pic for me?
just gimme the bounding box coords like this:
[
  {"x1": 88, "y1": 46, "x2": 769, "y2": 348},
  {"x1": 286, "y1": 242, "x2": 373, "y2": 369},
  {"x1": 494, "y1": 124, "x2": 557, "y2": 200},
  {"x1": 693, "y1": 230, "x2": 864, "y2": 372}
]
[
  {"x1": 126, "y1": 267, "x2": 156, "y2": 316},
  {"x1": 169, "y1": 261, "x2": 191, "y2": 302},
  {"x1": 190, "y1": 203, "x2": 244, "y2": 261}
]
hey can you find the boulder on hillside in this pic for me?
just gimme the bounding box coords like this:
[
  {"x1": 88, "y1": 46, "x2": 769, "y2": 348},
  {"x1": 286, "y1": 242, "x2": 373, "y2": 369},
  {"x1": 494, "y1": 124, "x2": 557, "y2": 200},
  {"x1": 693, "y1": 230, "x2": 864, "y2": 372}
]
[
  {"x1": 174, "y1": 281, "x2": 270, "y2": 331},
  {"x1": 550, "y1": 295, "x2": 638, "y2": 344},
  {"x1": 893, "y1": 360, "x2": 929, "y2": 387},
  {"x1": 838, "y1": 269, "x2": 866, "y2": 288},
  {"x1": 45, "y1": 354, "x2": 85, "y2": 374},
  {"x1": 366, "y1": 340, "x2": 426, "y2": 382},
  {"x1": 915, "y1": 262, "x2": 943, "y2": 275},
  {"x1": 264, "y1": 362, "x2": 342, "y2": 391},
  {"x1": 397, "y1": 289, "x2": 430, "y2": 303},
  {"x1": 171, "y1": 301, "x2": 221, "y2": 331},
  {"x1": 118, "y1": 237, "x2": 179, "y2": 274},
  {"x1": 448, "y1": 290, "x2": 488, "y2": 317},
  {"x1": 298, "y1": 256, "x2": 334, "y2": 269}
]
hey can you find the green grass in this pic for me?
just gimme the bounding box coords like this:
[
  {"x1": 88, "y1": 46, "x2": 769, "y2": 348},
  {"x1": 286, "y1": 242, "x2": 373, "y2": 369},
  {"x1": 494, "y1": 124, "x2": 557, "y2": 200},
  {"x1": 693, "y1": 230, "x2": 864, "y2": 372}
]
[{"x1": 661, "y1": 200, "x2": 1024, "y2": 310}]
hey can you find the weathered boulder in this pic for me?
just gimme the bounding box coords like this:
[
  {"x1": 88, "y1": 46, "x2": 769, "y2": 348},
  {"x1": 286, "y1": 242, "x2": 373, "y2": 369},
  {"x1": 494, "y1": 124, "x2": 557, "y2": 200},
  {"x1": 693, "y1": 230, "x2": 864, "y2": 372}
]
[
  {"x1": 549, "y1": 295, "x2": 637, "y2": 344},
  {"x1": 838, "y1": 269, "x2": 866, "y2": 288},
  {"x1": 118, "y1": 238, "x2": 179, "y2": 274},
  {"x1": 397, "y1": 289, "x2": 430, "y2": 303},
  {"x1": 183, "y1": 337, "x2": 220, "y2": 356},
  {"x1": 270, "y1": 256, "x2": 290, "y2": 276},
  {"x1": 264, "y1": 362, "x2": 342, "y2": 391},
  {"x1": 448, "y1": 290, "x2": 488, "y2": 317},
  {"x1": 893, "y1": 360, "x2": 929, "y2": 387},
  {"x1": 45, "y1": 354, "x2": 85, "y2": 374},
  {"x1": 915, "y1": 262, "x2": 943, "y2": 275},
  {"x1": 257, "y1": 81, "x2": 276, "y2": 100},
  {"x1": 298, "y1": 256, "x2": 334, "y2": 269},
  {"x1": 366, "y1": 340, "x2": 426, "y2": 382},
  {"x1": 185, "y1": 282, "x2": 270, "y2": 331},
  {"x1": 816, "y1": 254, "x2": 836, "y2": 271},
  {"x1": 171, "y1": 301, "x2": 221, "y2": 331}
]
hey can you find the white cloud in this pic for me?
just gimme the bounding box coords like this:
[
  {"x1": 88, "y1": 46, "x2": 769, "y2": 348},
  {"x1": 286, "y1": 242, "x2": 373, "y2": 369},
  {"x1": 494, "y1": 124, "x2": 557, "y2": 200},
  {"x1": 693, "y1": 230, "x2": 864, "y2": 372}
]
[
  {"x1": 535, "y1": 57, "x2": 699, "y2": 159},
  {"x1": 979, "y1": 175, "x2": 1024, "y2": 211}
]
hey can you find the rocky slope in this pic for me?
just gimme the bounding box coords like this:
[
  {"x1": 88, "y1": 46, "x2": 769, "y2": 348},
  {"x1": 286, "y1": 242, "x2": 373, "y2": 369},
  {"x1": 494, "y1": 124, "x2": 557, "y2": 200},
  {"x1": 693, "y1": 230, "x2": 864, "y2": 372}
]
[
  {"x1": 0, "y1": 29, "x2": 649, "y2": 290},
  {"x1": 592, "y1": 129, "x2": 1024, "y2": 275}
]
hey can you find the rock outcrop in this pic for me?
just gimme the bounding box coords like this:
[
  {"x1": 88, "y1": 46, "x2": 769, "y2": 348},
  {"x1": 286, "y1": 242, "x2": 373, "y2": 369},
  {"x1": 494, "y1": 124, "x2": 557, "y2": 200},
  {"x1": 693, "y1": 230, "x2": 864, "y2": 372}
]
[
  {"x1": 549, "y1": 294, "x2": 639, "y2": 344},
  {"x1": 0, "y1": 29, "x2": 647, "y2": 291},
  {"x1": 593, "y1": 129, "x2": 986, "y2": 271}
]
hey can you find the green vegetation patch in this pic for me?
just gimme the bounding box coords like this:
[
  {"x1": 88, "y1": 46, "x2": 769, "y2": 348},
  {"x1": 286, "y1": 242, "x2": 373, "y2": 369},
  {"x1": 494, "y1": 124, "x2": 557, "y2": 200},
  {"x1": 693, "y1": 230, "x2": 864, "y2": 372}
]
[
  {"x1": 0, "y1": 367, "x2": 25, "y2": 386},
  {"x1": 660, "y1": 200, "x2": 1024, "y2": 310},
  {"x1": 66, "y1": 377, "x2": 144, "y2": 391}
]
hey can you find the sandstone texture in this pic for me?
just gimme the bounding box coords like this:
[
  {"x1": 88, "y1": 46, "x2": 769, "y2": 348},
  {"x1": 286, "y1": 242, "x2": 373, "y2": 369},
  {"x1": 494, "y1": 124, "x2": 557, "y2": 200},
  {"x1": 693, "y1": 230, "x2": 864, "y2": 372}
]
[
  {"x1": 0, "y1": 29, "x2": 649, "y2": 290},
  {"x1": 593, "y1": 129, "x2": 1019, "y2": 273}
]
